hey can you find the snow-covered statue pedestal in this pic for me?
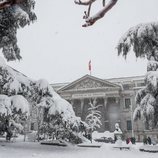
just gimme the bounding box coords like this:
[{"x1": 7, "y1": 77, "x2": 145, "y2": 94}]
[
  {"x1": 113, "y1": 123, "x2": 130, "y2": 150},
  {"x1": 114, "y1": 123, "x2": 123, "y2": 146}
]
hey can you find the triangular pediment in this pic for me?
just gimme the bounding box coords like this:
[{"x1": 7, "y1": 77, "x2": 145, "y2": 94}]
[{"x1": 58, "y1": 74, "x2": 120, "y2": 92}]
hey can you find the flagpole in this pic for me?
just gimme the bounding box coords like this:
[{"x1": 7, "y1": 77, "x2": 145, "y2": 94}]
[{"x1": 88, "y1": 60, "x2": 92, "y2": 76}]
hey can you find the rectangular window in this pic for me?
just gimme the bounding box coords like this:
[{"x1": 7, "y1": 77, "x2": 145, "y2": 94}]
[
  {"x1": 123, "y1": 83, "x2": 134, "y2": 90},
  {"x1": 137, "y1": 82, "x2": 145, "y2": 87},
  {"x1": 127, "y1": 120, "x2": 132, "y2": 130},
  {"x1": 125, "y1": 98, "x2": 131, "y2": 109}
]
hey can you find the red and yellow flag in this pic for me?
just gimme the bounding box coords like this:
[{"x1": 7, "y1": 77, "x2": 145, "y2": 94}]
[{"x1": 88, "y1": 60, "x2": 91, "y2": 75}]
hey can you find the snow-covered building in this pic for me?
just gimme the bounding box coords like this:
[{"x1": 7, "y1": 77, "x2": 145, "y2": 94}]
[{"x1": 51, "y1": 74, "x2": 158, "y2": 141}]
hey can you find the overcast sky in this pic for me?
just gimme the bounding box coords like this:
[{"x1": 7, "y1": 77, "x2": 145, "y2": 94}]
[{"x1": 7, "y1": 0, "x2": 158, "y2": 83}]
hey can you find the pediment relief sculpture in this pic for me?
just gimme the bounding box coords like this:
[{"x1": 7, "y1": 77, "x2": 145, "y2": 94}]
[
  {"x1": 58, "y1": 75, "x2": 120, "y2": 92},
  {"x1": 74, "y1": 79, "x2": 105, "y2": 89}
]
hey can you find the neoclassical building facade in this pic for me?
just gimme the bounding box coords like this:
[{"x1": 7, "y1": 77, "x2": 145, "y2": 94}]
[{"x1": 51, "y1": 74, "x2": 158, "y2": 141}]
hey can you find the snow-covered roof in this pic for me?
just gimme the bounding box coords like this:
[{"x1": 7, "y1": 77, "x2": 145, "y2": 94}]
[
  {"x1": 51, "y1": 75, "x2": 145, "y2": 92},
  {"x1": 106, "y1": 75, "x2": 145, "y2": 83},
  {"x1": 57, "y1": 74, "x2": 121, "y2": 92}
]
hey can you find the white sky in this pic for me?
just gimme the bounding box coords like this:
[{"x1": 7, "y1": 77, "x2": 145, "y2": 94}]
[{"x1": 7, "y1": 0, "x2": 158, "y2": 83}]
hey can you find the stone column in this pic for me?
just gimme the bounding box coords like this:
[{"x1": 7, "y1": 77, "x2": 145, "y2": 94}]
[
  {"x1": 115, "y1": 97, "x2": 120, "y2": 104},
  {"x1": 104, "y1": 97, "x2": 108, "y2": 109},
  {"x1": 104, "y1": 97, "x2": 109, "y2": 131},
  {"x1": 115, "y1": 97, "x2": 121, "y2": 130},
  {"x1": 80, "y1": 99, "x2": 84, "y2": 120},
  {"x1": 81, "y1": 99, "x2": 84, "y2": 112}
]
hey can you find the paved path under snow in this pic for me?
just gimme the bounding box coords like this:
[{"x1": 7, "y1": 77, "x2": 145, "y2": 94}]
[{"x1": 0, "y1": 141, "x2": 157, "y2": 158}]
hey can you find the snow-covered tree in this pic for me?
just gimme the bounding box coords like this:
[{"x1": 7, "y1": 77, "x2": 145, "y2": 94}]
[
  {"x1": 0, "y1": 0, "x2": 36, "y2": 61},
  {"x1": 75, "y1": 0, "x2": 118, "y2": 27},
  {"x1": 0, "y1": 57, "x2": 88, "y2": 143},
  {"x1": 0, "y1": 0, "x2": 89, "y2": 143},
  {"x1": 37, "y1": 86, "x2": 88, "y2": 143},
  {"x1": 117, "y1": 22, "x2": 158, "y2": 129},
  {"x1": 86, "y1": 98, "x2": 102, "y2": 132}
]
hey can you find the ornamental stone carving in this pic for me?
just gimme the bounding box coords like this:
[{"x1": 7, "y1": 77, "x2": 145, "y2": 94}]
[{"x1": 74, "y1": 79, "x2": 107, "y2": 89}]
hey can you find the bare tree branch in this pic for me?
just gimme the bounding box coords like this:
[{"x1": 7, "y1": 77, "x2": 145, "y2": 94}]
[
  {"x1": 74, "y1": 0, "x2": 96, "y2": 6},
  {"x1": 87, "y1": 2, "x2": 92, "y2": 17},
  {"x1": 81, "y1": 0, "x2": 95, "y2": 19},
  {"x1": 102, "y1": 0, "x2": 106, "y2": 6},
  {"x1": 81, "y1": 0, "x2": 118, "y2": 27}
]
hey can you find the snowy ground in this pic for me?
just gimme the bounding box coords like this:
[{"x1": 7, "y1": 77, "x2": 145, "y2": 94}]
[{"x1": 0, "y1": 138, "x2": 158, "y2": 158}]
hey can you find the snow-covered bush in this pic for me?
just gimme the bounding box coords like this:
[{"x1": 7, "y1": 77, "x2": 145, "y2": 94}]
[
  {"x1": 0, "y1": 94, "x2": 30, "y2": 134},
  {"x1": 118, "y1": 22, "x2": 158, "y2": 129},
  {"x1": 37, "y1": 89, "x2": 88, "y2": 143}
]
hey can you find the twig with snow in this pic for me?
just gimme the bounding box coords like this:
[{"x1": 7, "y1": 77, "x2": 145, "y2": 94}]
[
  {"x1": 74, "y1": 0, "x2": 96, "y2": 5},
  {"x1": 75, "y1": 0, "x2": 118, "y2": 27}
]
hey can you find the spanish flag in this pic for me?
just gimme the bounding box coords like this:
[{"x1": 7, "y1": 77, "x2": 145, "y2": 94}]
[{"x1": 88, "y1": 60, "x2": 91, "y2": 75}]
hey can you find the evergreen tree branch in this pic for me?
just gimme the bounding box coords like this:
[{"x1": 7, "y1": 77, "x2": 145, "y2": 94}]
[{"x1": 0, "y1": 0, "x2": 25, "y2": 10}]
